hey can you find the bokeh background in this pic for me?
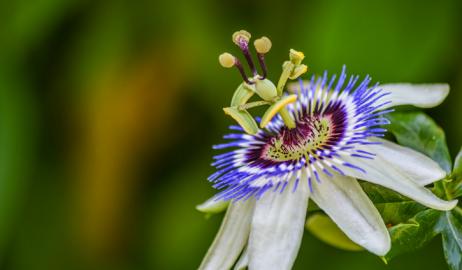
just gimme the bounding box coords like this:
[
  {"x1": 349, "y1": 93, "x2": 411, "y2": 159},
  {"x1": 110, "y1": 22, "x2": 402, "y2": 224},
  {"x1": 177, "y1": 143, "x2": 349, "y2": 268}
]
[{"x1": 0, "y1": 0, "x2": 461, "y2": 269}]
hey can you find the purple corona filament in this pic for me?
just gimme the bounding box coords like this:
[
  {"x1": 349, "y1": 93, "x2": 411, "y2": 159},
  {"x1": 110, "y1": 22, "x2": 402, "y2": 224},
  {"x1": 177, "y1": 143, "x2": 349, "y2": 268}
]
[{"x1": 210, "y1": 66, "x2": 391, "y2": 200}]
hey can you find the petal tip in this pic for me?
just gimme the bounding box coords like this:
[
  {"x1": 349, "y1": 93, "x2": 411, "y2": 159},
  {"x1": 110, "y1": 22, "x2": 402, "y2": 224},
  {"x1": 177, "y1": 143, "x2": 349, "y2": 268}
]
[
  {"x1": 196, "y1": 197, "x2": 229, "y2": 214},
  {"x1": 361, "y1": 228, "x2": 391, "y2": 256},
  {"x1": 445, "y1": 199, "x2": 458, "y2": 211},
  {"x1": 432, "y1": 199, "x2": 458, "y2": 212}
]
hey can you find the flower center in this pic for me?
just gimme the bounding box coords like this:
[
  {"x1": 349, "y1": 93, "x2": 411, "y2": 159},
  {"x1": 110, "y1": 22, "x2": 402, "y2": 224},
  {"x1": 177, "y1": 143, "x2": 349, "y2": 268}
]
[{"x1": 248, "y1": 102, "x2": 348, "y2": 167}]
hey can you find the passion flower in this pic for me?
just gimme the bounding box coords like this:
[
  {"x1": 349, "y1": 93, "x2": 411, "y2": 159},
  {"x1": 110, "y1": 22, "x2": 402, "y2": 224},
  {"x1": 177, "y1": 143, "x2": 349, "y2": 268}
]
[{"x1": 198, "y1": 30, "x2": 456, "y2": 270}]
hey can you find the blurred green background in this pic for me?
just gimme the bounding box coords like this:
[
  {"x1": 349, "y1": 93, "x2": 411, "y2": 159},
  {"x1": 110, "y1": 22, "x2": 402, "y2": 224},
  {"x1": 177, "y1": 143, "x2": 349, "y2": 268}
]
[{"x1": 0, "y1": 0, "x2": 461, "y2": 269}]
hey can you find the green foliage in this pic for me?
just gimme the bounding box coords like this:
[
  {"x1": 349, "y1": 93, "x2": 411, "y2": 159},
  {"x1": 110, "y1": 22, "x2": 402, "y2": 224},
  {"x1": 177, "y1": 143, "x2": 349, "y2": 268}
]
[
  {"x1": 386, "y1": 111, "x2": 452, "y2": 173},
  {"x1": 448, "y1": 148, "x2": 462, "y2": 199},
  {"x1": 385, "y1": 209, "x2": 441, "y2": 261},
  {"x1": 360, "y1": 182, "x2": 427, "y2": 225},
  {"x1": 438, "y1": 208, "x2": 462, "y2": 270},
  {"x1": 385, "y1": 111, "x2": 462, "y2": 269}
]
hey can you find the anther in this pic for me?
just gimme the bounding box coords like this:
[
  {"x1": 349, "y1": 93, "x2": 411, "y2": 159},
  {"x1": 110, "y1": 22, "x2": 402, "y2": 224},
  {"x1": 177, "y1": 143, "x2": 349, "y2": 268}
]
[
  {"x1": 218, "y1": 52, "x2": 254, "y2": 84},
  {"x1": 218, "y1": 53, "x2": 235, "y2": 68},
  {"x1": 254, "y1": 37, "x2": 272, "y2": 54},
  {"x1": 232, "y1": 30, "x2": 258, "y2": 76},
  {"x1": 254, "y1": 37, "x2": 272, "y2": 79}
]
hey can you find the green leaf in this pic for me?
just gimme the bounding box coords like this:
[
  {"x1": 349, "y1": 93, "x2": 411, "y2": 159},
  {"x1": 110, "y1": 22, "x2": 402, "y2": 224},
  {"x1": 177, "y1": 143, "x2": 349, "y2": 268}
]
[
  {"x1": 437, "y1": 207, "x2": 462, "y2": 270},
  {"x1": 385, "y1": 209, "x2": 442, "y2": 261},
  {"x1": 359, "y1": 182, "x2": 439, "y2": 260},
  {"x1": 360, "y1": 182, "x2": 427, "y2": 226},
  {"x1": 382, "y1": 111, "x2": 460, "y2": 265},
  {"x1": 453, "y1": 148, "x2": 462, "y2": 179},
  {"x1": 386, "y1": 111, "x2": 452, "y2": 173},
  {"x1": 448, "y1": 148, "x2": 462, "y2": 199},
  {"x1": 305, "y1": 213, "x2": 363, "y2": 251},
  {"x1": 375, "y1": 201, "x2": 427, "y2": 227}
]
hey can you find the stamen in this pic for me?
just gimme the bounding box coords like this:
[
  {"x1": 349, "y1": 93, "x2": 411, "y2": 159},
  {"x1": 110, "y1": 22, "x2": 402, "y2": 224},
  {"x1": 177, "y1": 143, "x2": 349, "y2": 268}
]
[
  {"x1": 234, "y1": 58, "x2": 254, "y2": 85},
  {"x1": 218, "y1": 52, "x2": 254, "y2": 84},
  {"x1": 256, "y1": 54, "x2": 268, "y2": 79},
  {"x1": 254, "y1": 36, "x2": 272, "y2": 54},
  {"x1": 233, "y1": 30, "x2": 258, "y2": 76},
  {"x1": 254, "y1": 37, "x2": 272, "y2": 79}
]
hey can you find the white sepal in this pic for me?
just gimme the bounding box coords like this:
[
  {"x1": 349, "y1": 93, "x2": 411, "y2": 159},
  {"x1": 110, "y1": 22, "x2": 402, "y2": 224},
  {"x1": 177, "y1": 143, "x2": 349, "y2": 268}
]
[
  {"x1": 233, "y1": 245, "x2": 249, "y2": 270},
  {"x1": 378, "y1": 83, "x2": 449, "y2": 109},
  {"x1": 199, "y1": 199, "x2": 254, "y2": 270},
  {"x1": 248, "y1": 176, "x2": 310, "y2": 270},
  {"x1": 341, "y1": 154, "x2": 457, "y2": 211},
  {"x1": 310, "y1": 174, "x2": 390, "y2": 256},
  {"x1": 365, "y1": 138, "x2": 447, "y2": 186}
]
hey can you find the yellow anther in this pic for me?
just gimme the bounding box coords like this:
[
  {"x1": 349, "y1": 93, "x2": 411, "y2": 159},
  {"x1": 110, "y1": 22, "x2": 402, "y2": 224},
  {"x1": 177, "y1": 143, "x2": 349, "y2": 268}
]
[
  {"x1": 289, "y1": 49, "x2": 305, "y2": 65},
  {"x1": 219, "y1": 52, "x2": 235, "y2": 68},
  {"x1": 232, "y1": 30, "x2": 251, "y2": 45},
  {"x1": 254, "y1": 36, "x2": 272, "y2": 54},
  {"x1": 260, "y1": 94, "x2": 298, "y2": 128}
]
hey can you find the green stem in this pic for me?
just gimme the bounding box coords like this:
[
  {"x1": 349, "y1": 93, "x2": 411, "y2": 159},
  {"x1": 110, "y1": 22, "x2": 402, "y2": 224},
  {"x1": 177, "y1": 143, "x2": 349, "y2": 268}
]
[{"x1": 276, "y1": 61, "x2": 294, "y2": 96}]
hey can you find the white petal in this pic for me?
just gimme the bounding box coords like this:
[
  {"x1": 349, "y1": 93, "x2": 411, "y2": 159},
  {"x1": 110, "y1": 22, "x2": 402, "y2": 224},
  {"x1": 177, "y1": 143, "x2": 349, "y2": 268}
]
[
  {"x1": 199, "y1": 199, "x2": 254, "y2": 270},
  {"x1": 367, "y1": 138, "x2": 446, "y2": 186},
  {"x1": 248, "y1": 175, "x2": 310, "y2": 270},
  {"x1": 378, "y1": 83, "x2": 449, "y2": 109},
  {"x1": 340, "y1": 154, "x2": 457, "y2": 211},
  {"x1": 233, "y1": 246, "x2": 249, "y2": 270},
  {"x1": 196, "y1": 195, "x2": 229, "y2": 214},
  {"x1": 310, "y1": 174, "x2": 390, "y2": 256}
]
